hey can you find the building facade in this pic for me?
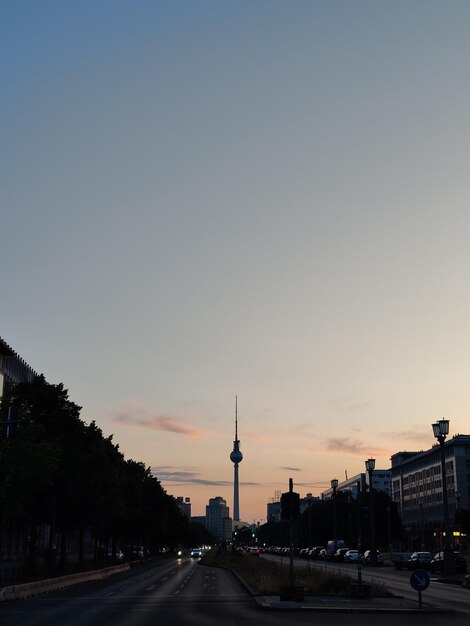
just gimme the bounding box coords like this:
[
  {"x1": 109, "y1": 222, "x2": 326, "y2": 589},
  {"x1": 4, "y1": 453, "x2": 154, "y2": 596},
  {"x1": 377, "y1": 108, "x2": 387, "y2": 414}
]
[
  {"x1": 176, "y1": 496, "x2": 191, "y2": 518},
  {"x1": 391, "y1": 435, "x2": 470, "y2": 551},
  {"x1": 0, "y1": 336, "x2": 37, "y2": 399},
  {"x1": 205, "y1": 497, "x2": 232, "y2": 542},
  {"x1": 321, "y1": 470, "x2": 392, "y2": 500},
  {"x1": 267, "y1": 501, "x2": 282, "y2": 523}
]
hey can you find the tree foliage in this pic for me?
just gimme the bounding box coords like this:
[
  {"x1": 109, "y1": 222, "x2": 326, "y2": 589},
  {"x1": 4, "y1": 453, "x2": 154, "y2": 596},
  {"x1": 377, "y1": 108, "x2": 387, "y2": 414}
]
[
  {"x1": 258, "y1": 490, "x2": 403, "y2": 550},
  {"x1": 0, "y1": 375, "x2": 194, "y2": 571}
]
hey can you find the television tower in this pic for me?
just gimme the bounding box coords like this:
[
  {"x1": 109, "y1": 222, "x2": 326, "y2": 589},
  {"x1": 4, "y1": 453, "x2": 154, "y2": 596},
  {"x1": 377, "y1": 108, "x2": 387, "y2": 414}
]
[{"x1": 229, "y1": 396, "x2": 243, "y2": 522}]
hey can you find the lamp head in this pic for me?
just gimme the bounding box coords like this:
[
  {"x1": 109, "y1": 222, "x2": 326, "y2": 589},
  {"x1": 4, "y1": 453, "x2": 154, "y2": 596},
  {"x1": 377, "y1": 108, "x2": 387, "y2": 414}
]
[
  {"x1": 365, "y1": 458, "x2": 375, "y2": 472},
  {"x1": 331, "y1": 478, "x2": 338, "y2": 490},
  {"x1": 432, "y1": 419, "x2": 449, "y2": 439}
]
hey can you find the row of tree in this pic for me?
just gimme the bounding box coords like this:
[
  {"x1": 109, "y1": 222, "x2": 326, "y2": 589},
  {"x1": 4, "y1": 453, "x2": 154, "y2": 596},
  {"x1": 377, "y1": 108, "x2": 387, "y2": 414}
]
[
  {"x1": 0, "y1": 375, "x2": 211, "y2": 575},
  {"x1": 234, "y1": 490, "x2": 404, "y2": 551}
]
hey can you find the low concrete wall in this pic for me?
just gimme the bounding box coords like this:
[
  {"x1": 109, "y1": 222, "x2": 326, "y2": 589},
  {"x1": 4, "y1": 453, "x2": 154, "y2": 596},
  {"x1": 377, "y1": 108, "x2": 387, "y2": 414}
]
[{"x1": 0, "y1": 563, "x2": 130, "y2": 602}]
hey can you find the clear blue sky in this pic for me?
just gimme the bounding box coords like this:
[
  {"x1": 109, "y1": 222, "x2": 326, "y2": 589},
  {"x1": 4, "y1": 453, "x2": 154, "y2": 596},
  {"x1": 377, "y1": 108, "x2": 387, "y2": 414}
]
[{"x1": 2, "y1": 1, "x2": 470, "y2": 521}]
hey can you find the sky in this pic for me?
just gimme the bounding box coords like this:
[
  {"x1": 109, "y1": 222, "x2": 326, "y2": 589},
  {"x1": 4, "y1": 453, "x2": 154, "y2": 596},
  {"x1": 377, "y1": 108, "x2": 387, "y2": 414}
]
[{"x1": 2, "y1": 0, "x2": 470, "y2": 524}]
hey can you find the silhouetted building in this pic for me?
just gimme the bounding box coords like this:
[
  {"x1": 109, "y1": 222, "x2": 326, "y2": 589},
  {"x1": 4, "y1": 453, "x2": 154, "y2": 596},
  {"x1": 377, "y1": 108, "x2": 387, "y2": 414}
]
[
  {"x1": 205, "y1": 497, "x2": 232, "y2": 541},
  {"x1": 321, "y1": 471, "x2": 391, "y2": 500},
  {"x1": 176, "y1": 496, "x2": 191, "y2": 517},
  {"x1": 391, "y1": 436, "x2": 470, "y2": 550},
  {"x1": 0, "y1": 335, "x2": 37, "y2": 398}
]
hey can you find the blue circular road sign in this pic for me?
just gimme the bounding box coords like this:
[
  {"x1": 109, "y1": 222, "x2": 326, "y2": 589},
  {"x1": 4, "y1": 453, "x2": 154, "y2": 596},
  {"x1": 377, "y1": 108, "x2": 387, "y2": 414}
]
[{"x1": 410, "y1": 569, "x2": 430, "y2": 591}]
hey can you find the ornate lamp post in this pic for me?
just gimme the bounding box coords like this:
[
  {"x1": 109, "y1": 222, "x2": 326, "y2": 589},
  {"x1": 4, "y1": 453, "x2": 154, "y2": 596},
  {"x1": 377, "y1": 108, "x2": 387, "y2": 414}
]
[
  {"x1": 331, "y1": 478, "x2": 338, "y2": 550},
  {"x1": 432, "y1": 418, "x2": 454, "y2": 574},
  {"x1": 306, "y1": 493, "x2": 314, "y2": 548},
  {"x1": 365, "y1": 458, "x2": 377, "y2": 566}
]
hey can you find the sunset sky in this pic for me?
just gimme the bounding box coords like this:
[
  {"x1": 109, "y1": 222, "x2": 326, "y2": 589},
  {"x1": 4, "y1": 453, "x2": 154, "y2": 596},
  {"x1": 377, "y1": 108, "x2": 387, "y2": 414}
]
[{"x1": 2, "y1": 1, "x2": 470, "y2": 523}]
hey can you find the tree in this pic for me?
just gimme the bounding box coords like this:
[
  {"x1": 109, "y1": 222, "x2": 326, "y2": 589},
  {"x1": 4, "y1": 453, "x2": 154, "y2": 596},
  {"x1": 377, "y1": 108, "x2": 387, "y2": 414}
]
[{"x1": 0, "y1": 375, "x2": 192, "y2": 575}]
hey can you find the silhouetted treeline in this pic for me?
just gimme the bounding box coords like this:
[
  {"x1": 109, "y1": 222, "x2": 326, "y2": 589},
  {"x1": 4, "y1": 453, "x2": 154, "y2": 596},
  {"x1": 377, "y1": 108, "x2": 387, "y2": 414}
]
[
  {"x1": 257, "y1": 490, "x2": 404, "y2": 551},
  {"x1": 0, "y1": 375, "x2": 210, "y2": 575}
]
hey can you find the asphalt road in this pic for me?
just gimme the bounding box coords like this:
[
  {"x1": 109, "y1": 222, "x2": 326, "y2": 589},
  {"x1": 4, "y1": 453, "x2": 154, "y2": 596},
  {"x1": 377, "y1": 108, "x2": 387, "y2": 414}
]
[{"x1": 2, "y1": 555, "x2": 470, "y2": 626}]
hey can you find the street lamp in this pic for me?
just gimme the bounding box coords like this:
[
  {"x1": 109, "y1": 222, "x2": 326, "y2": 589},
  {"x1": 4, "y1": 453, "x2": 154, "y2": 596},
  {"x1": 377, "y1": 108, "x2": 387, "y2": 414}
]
[
  {"x1": 432, "y1": 418, "x2": 454, "y2": 574},
  {"x1": 331, "y1": 479, "x2": 338, "y2": 551},
  {"x1": 365, "y1": 458, "x2": 377, "y2": 566},
  {"x1": 306, "y1": 493, "x2": 314, "y2": 548}
]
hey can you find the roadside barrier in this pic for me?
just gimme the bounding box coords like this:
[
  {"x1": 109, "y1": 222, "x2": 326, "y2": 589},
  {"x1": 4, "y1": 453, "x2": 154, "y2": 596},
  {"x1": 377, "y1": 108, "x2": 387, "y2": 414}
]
[{"x1": 0, "y1": 563, "x2": 130, "y2": 602}]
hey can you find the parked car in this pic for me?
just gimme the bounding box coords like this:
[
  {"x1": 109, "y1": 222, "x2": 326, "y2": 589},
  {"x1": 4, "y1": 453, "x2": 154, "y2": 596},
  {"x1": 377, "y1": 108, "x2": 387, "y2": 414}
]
[
  {"x1": 361, "y1": 549, "x2": 384, "y2": 565},
  {"x1": 107, "y1": 547, "x2": 124, "y2": 561},
  {"x1": 344, "y1": 549, "x2": 360, "y2": 563},
  {"x1": 247, "y1": 547, "x2": 260, "y2": 556},
  {"x1": 391, "y1": 551, "x2": 413, "y2": 570},
  {"x1": 430, "y1": 551, "x2": 467, "y2": 574},
  {"x1": 333, "y1": 547, "x2": 350, "y2": 562},
  {"x1": 407, "y1": 551, "x2": 432, "y2": 570},
  {"x1": 190, "y1": 547, "x2": 203, "y2": 558},
  {"x1": 317, "y1": 548, "x2": 327, "y2": 560},
  {"x1": 310, "y1": 546, "x2": 326, "y2": 559},
  {"x1": 131, "y1": 545, "x2": 145, "y2": 559}
]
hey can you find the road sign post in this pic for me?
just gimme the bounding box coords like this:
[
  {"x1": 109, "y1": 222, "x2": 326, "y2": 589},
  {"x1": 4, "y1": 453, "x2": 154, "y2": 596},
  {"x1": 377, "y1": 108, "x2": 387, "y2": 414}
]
[{"x1": 409, "y1": 569, "x2": 430, "y2": 609}]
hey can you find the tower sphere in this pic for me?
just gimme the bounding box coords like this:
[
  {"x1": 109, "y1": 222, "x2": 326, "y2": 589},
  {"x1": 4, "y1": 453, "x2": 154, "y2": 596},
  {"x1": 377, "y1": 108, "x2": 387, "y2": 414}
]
[{"x1": 230, "y1": 449, "x2": 243, "y2": 464}]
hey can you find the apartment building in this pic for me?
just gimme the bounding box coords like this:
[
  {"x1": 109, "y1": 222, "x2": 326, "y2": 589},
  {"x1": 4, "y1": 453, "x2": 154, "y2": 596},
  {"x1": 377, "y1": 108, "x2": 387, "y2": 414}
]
[{"x1": 391, "y1": 435, "x2": 470, "y2": 550}]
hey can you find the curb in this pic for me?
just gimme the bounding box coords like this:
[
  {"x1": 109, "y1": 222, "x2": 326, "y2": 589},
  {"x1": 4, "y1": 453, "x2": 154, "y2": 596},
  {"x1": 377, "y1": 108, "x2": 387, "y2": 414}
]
[{"x1": 0, "y1": 563, "x2": 130, "y2": 602}]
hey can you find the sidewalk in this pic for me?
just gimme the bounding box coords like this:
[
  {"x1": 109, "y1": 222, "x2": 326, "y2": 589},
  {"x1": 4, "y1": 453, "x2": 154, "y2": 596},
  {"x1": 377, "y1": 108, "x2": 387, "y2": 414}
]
[{"x1": 254, "y1": 594, "x2": 446, "y2": 613}]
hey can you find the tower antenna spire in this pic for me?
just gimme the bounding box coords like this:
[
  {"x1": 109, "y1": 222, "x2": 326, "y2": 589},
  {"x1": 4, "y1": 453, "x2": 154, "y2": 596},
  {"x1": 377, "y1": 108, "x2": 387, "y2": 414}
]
[{"x1": 235, "y1": 395, "x2": 238, "y2": 440}]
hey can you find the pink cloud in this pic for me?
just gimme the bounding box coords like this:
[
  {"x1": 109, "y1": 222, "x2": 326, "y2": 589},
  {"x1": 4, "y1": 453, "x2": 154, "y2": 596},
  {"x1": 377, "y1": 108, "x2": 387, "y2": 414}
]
[{"x1": 115, "y1": 412, "x2": 210, "y2": 440}]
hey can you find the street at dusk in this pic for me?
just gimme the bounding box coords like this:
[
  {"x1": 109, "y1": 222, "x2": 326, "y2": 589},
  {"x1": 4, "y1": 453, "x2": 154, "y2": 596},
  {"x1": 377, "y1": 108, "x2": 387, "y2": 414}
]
[{"x1": 2, "y1": 2, "x2": 470, "y2": 622}]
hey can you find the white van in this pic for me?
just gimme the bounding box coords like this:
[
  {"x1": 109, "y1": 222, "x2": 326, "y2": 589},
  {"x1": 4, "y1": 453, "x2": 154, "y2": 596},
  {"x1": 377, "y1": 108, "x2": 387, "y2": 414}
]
[{"x1": 326, "y1": 539, "x2": 345, "y2": 559}]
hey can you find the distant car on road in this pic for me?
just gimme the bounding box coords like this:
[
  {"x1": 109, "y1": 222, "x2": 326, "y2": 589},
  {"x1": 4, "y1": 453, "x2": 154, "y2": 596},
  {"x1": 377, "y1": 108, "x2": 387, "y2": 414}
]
[
  {"x1": 344, "y1": 549, "x2": 360, "y2": 563},
  {"x1": 190, "y1": 548, "x2": 203, "y2": 558},
  {"x1": 407, "y1": 551, "x2": 432, "y2": 570}
]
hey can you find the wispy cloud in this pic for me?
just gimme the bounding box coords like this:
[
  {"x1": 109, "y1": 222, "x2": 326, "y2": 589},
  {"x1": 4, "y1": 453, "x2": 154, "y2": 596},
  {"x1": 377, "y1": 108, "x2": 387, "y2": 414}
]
[
  {"x1": 268, "y1": 481, "x2": 330, "y2": 488},
  {"x1": 152, "y1": 466, "x2": 260, "y2": 486},
  {"x1": 307, "y1": 438, "x2": 391, "y2": 457},
  {"x1": 382, "y1": 426, "x2": 431, "y2": 443},
  {"x1": 115, "y1": 410, "x2": 210, "y2": 440},
  {"x1": 280, "y1": 466, "x2": 301, "y2": 472}
]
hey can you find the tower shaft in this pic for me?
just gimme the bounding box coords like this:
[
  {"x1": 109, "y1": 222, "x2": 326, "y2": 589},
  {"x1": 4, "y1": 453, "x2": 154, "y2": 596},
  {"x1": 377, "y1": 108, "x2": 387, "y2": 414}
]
[
  {"x1": 233, "y1": 463, "x2": 240, "y2": 522},
  {"x1": 229, "y1": 395, "x2": 243, "y2": 523}
]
